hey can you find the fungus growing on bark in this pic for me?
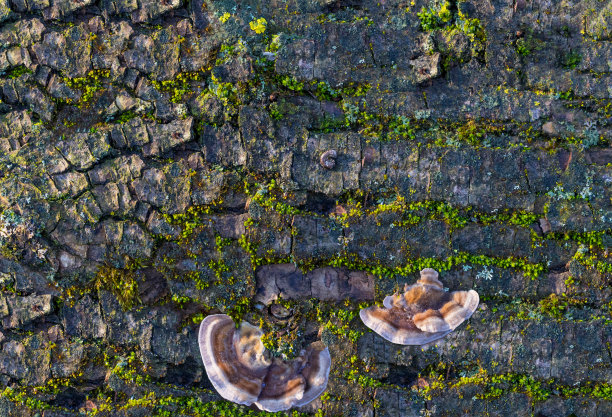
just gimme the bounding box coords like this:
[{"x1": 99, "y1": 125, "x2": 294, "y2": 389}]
[
  {"x1": 255, "y1": 359, "x2": 306, "y2": 412},
  {"x1": 198, "y1": 314, "x2": 270, "y2": 405},
  {"x1": 359, "y1": 268, "x2": 479, "y2": 345},
  {"x1": 293, "y1": 342, "x2": 331, "y2": 408},
  {"x1": 198, "y1": 314, "x2": 331, "y2": 411},
  {"x1": 320, "y1": 149, "x2": 337, "y2": 169}
]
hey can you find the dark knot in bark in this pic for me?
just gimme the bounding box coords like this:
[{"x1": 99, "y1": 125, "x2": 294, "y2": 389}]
[{"x1": 320, "y1": 149, "x2": 337, "y2": 169}]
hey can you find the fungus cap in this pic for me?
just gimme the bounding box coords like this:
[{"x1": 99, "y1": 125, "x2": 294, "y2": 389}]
[
  {"x1": 199, "y1": 314, "x2": 331, "y2": 411},
  {"x1": 360, "y1": 269, "x2": 479, "y2": 345},
  {"x1": 418, "y1": 267, "x2": 444, "y2": 288},
  {"x1": 198, "y1": 314, "x2": 270, "y2": 405},
  {"x1": 254, "y1": 359, "x2": 306, "y2": 412},
  {"x1": 293, "y1": 343, "x2": 331, "y2": 407}
]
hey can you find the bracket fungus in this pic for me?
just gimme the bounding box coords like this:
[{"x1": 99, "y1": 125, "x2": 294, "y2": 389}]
[
  {"x1": 198, "y1": 314, "x2": 331, "y2": 412},
  {"x1": 359, "y1": 268, "x2": 479, "y2": 345}
]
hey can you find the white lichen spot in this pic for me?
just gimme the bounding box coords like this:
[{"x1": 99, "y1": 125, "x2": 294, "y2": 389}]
[{"x1": 476, "y1": 266, "x2": 493, "y2": 281}]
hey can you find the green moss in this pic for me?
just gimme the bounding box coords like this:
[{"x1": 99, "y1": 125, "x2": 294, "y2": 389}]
[
  {"x1": 417, "y1": 1, "x2": 486, "y2": 59},
  {"x1": 573, "y1": 247, "x2": 612, "y2": 276},
  {"x1": 215, "y1": 39, "x2": 247, "y2": 66},
  {"x1": 219, "y1": 12, "x2": 231, "y2": 23},
  {"x1": 135, "y1": 395, "x2": 309, "y2": 417},
  {"x1": 1, "y1": 65, "x2": 33, "y2": 79},
  {"x1": 323, "y1": 251, "x2": 545, "y2": 279},
  {"x1": 557, "y1": 89, "x2": 575, "y2": 100},
  {"x1": 267, "y1": 34, "x2": 282, "y2": 53},
  {"x1": 63, "y1": 69, "x2": 111, "y2": 107},
  {"x1": 537, "y1": 294, "x2": 583, "y2": 320},
  {"x1": 316, "y1": 301, "x2": 366, "y2": 344},
  {"x1": 481, "y1": 294, "x2": 609, "y2": 323},
  {"x1": 514, "y1": 30, "x2": 544, "y2": 58},
  {"x1": 345, "y1": 367, "x2": 383, "y2": 389},
  {"x1": 249, "y1": 17, "x2": 268, "y2": 34},
  {"x1": 210, "y1": 73, "x2": 241, "y2": 108},
  {"x1": 164, "y1": 205, "x2": 212, "y2": 243},
  {"x1": 418, "y1": 1, "x2": 452, "y2": 31},
  {"x1": 94, "y1": 264, "x2": 140, "y2": 310},
  {"x1": 561, "y1": 51, "x2": 582, "y2": 69},
  {"x1": 317, "y1": 13, "x2": 374, "y2": 26},
  {"x1": 151, "y1": 70, "x2": 206, "y2": 103},
  {"x1": 342, "y1": 109, "x2": 419, "y2": 140},
  {"x1": 454, "y1": 119, "x2": 483, "y2": 145},
  {"x1": 266, "y1": 74, "x2": 370, "y2": 106},
  {"x1": 546, "y1": 230, "x2": 608, "y2": 249},
  {"x1": 113, "y1": 110, "x2": 138, "y2": 124},
  {"x1": 515, "y1": 38, "x2": 531, "y2": 56},
  {"x1": 226, "y1": 295, "x2": 252, "y2": 324},
  {"x1": 268, "y1": 102, "x2": 284, "y2": 120},
  {"x1": 315, "y1": 116, "x2": 346, "y2": 133},
  {"x1": 457, "y1": 11, "x2": 486, "y2": 45},
  {"x1": 347, "y1": 195, "x2": 539, "y2": 231},
  {"x1": 250, "y1": 180, "x2": 302, "y2": 217},
  {"x1": 279, "y1": 75, "x2": 304, "y2": 92},
  {"x1": 417, "y1": 365, "x2": 612, "y2": 403},
  {"x1": 311, "y1": 80, "x2": 340, "y2": 101},
  {"x1": 311, "y1": 80, "x2": 370, "y2": 101},
  {"x1": 101, "y1": 348, "x2": 311, "y2": 415},
  {"x1": 1, "y1": 387, "x2": 55, "y2": 412}
]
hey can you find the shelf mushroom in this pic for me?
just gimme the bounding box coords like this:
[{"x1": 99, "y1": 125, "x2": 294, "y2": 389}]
[
  {"x1": 198, "y1": 314, "x2": 331, "y2": 412},
  {"x1": 359, "y1": 268, "x2": 479, "y2": 345},
  {"x1": 292, "y1": 342, "x2": 331, "y2": 408},
  {"x1": 198, "y1": 314, "x2": 270, "y2": 405},
  {"x1": 255, "y1": 358, "x2": 306, "y2": 412}
]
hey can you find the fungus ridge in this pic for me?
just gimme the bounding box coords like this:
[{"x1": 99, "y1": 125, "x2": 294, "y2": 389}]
[
  {"x1": 360, "y1": 268, "x2": 479, "y2": 345},
  {"x1": 199, "y1": 314, "x2": 331, "y2": 412}
]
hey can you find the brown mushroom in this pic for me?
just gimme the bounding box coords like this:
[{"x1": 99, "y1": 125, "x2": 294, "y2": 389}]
[
  {"x1": 255, "y1": 359, "x2": 306, "y2": 412},
  {"x1": 198, "y1": 314, "x2": 271, "y2": 405},
  {"x1": 360, "y1": 268, "x2": 479, "y2": 345},
  {"x1": 199, "y1": 314, "x2": 331, "y2": 411},
  {"x1": 294, "y1": 342, "x2": 331, "y2": 407}
]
